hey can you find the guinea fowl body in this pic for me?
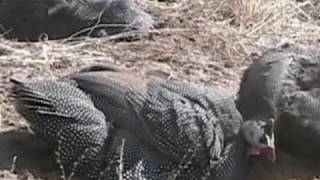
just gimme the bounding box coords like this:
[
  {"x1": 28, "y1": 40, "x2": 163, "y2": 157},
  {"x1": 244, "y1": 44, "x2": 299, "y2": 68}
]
[
  {"x1": 11, "y1": 70, "x2": 249, "y2": 180},
  {"x1": 69, "y1": 65, "x2": 249, "y2": 180},
  {"x1": 0, "y1": 0, "x2": 157, "y2": 41},
  {"x1": 236, "y1": 48, "x2": 320, "y2": 160},
  {"x1": 11, "y1": 78, "x2": 183, "y2": 180}
]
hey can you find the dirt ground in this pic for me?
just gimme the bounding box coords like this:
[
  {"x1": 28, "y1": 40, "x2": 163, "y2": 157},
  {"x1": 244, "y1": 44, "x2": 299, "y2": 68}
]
[{"x1": 1, "y1": 0, "x2": 320, "y2": 179}]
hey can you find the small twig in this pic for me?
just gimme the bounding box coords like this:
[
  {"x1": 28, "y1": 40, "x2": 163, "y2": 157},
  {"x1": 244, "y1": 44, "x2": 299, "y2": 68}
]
[
  {"x1": 10, "y1": 155, "x2": 18, "y2": 173},
  {"x1": 61, "y1": 24, "x2": 136, "y2": 43},
  {"x1": 116, "y1": 138, "x2": 126, "y2": 180},
  {"x1": 87, "y1": 8, "x2": 105, "y2": 36}
]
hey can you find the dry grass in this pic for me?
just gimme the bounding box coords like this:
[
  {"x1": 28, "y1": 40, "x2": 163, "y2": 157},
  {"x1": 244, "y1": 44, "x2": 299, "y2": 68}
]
[{"x1": 1, "y1": 0, "x2": 320, "y2": 179}]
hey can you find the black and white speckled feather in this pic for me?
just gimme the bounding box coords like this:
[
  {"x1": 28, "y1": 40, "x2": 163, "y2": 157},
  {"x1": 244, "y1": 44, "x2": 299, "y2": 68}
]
[
  {"x1": 70, "y1": 67, "x2": 248, "y2": 180},
  {"x1": 11, "y1": 78, "x2": 181, "y2": 180},
  {"x1": 11, "y1": 78, "x2": 110, "y2": 178}
]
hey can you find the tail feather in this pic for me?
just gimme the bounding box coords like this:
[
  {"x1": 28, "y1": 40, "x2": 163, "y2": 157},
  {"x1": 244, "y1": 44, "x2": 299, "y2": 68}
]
[
  {"x1": 11, "y1": 79, "x2": 57, "y2": 114},
  {"x1": 10, "y1": 77, "x2": 110, "y2": 178}
]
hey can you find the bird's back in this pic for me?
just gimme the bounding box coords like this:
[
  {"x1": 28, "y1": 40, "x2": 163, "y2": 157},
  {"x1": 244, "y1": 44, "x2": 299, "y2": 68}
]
[
  {"x1": 11, "y1": 77, "x2": 181, "y2": 180},
  {"x1": 69, "y1": 65, "x2": 248, "y2": 180}
]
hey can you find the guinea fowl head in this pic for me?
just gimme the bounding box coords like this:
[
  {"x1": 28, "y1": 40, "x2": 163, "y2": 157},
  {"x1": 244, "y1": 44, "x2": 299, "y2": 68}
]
[{"x1": 240, "y1": 118, "x2": 276, "y2": 162}]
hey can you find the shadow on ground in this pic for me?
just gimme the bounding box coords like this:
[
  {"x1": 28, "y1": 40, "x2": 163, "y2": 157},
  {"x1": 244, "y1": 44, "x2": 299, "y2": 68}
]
[
  {"x1": 0, "y1": 130, "x2": 59, "y2": 179},
  {"x1": 248, "y1": 149, "x2": 320, "y2": 180}
]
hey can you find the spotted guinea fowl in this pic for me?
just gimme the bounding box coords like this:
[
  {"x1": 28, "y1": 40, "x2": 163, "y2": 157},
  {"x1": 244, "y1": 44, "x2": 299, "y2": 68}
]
[
  {"x1": 11, "y1": 77, "x2": 186, "y2": 180},
  {"x1": 67, "y1": 65, "x2": 276, "y2": 178},
  {"x1": 11, "y1": 75, "x2": 247, "y2": 180},
  {"x1": 11, "y1": 65, "x2": 275, "y2": 180},
  {"x1": 236, "y1": 47, "x2": 320, "y2": 160},
  {"x1": 0, "y1": 0, "x2": 158, "y2": 41}
]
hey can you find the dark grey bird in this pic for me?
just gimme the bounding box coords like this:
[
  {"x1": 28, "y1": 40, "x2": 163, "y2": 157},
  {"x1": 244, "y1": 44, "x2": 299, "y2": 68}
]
[
  {"x1": 11, "y1": 64, "x2": 275, "y2": 179},
  {"x1": 68, "y1": 65, "x2": 276, "y2": 178},
  {"x1": 10, "y1": 77, "x2": 180, "y2": 180},
  {"x1": 0, "y1": 0, "x2": 158, "y2": 41},
  {"x1": 236, "y1": 47, "x2": 320, "y2": 160}
]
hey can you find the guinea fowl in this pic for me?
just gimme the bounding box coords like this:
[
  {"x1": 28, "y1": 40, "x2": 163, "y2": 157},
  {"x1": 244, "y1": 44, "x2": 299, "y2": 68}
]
[
  {"x1": 70, "y1": 66, "x2": 276, "y2": 173},
  {"x1": 11, "y1": 65, "x2": 275, "y2": 179},
  {"x1": 236, "y1": 47, "x2": 320, "y2": 160},
  {"x1": 11, "y1": 78, "x2": 177, "y2": 180},
  {"x1": 0, "y1": 0, "x2": 158, "y2": 41}
]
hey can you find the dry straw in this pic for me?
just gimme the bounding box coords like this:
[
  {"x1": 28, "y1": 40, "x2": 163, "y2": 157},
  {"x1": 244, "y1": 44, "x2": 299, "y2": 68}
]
[{"x1": 0, "y1": 0, "x2": 319, "y2": 67}]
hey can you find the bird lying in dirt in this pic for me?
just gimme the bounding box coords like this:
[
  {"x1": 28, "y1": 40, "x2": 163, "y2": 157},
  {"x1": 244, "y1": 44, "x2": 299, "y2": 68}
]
[
  {"x1": 10, "y1": 64, "x2": 275, "y2": 180},
  {"x1": 0, "y1": 0, "x2": 158, "y2": 41}
]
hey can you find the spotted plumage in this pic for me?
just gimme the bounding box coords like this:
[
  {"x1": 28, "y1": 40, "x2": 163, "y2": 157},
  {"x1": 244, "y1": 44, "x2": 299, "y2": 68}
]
[
  {"x1": 11, "y1": 64, "x2": 275, "y2": 180},
  {"x1": 11, "y1": 78, "x2": 109, "y2": 178},
  {"x1": 11, "y1": 78, "x2": 176, "y2": 180},
  {"x1": 68, "y1": 65, "x2": 275, "y2": 179}
]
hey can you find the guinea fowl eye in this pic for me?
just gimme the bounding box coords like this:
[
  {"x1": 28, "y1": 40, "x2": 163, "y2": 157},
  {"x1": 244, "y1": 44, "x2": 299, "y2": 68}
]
[{"x1": 259, "y1": 135, "x2": 268, "y2": 144}]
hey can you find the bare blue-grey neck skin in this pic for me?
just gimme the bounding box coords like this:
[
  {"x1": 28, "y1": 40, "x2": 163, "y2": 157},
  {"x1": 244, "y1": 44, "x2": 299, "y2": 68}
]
[{"x1": 240, "y1": 118, "x2": 276, "y2": 162}]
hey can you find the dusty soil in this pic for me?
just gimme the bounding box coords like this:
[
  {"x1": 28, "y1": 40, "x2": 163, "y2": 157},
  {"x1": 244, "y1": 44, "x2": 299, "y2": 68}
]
[{"x1": 1, "y1": 0, "x2": 320, "y2": 179}]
